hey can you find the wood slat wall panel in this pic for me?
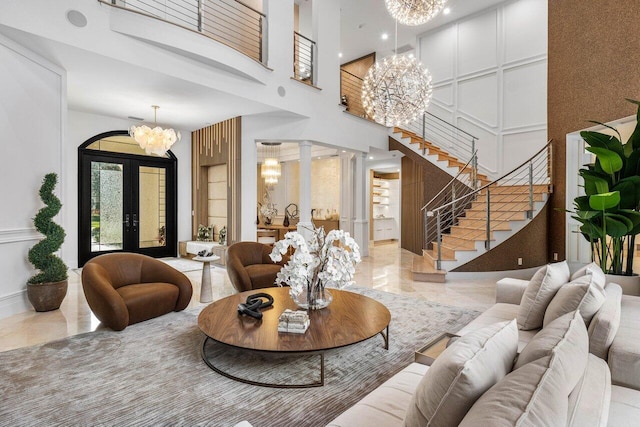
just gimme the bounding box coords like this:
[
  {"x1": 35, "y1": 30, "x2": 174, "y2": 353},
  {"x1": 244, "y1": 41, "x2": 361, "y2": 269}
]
[{"x1": 191, "y1": 117, "x2": 242, "y2": 244}]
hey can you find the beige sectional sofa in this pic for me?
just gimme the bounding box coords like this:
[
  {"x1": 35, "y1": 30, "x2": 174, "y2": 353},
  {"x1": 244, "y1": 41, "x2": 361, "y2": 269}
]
[{"x1": 328, "y1": 267, "x2": 640, "y2": 426}]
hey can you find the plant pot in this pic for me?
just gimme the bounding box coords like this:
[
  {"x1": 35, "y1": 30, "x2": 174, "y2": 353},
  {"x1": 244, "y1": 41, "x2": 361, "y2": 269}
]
[
  {"x1": 27, "y1": 280, "x2": 68, "y2": 312},
  {"x1": 605, "y1": 274, "x2": 640, "y2": 296}
]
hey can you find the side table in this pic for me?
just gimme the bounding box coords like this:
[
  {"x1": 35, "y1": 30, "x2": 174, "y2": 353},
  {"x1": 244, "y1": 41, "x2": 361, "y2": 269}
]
[
  {"x1": 414, "y1": 332, "x2": 459, "y2": 366},
  {"x1": 193, "y1": 255, "x2": 220, "y2": 303}
]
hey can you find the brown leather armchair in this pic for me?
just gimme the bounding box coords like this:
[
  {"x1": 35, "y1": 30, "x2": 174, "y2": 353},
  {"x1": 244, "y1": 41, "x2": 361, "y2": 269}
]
[
  {"x1": 226, "y1": 242, "x2": 288, "y2": 293},
  {"x1": 81, "y1": 253, "x2": 193, "y2": 331}
]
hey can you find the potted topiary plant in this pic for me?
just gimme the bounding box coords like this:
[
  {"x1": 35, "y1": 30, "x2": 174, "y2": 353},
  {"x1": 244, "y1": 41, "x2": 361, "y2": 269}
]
[
  {"x1": 572, "y1": 99, "x2": 640, "y2": 290},
  {"x1": 27, "y1": 173, "x2": 68, "y2": 311}
]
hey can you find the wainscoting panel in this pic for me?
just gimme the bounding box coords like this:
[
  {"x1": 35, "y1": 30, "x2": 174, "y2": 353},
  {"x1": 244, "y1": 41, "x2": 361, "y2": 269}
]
[{"x1": 419, "y1": 0, "x2": 547, "y2": 180}]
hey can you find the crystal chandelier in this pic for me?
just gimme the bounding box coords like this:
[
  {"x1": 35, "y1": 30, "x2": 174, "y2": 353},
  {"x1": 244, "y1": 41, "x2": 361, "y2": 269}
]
[
  {"x1": 361, "y1": 55, "x2": 433, "y2": 127},
  {"x1": 384, "y1": 0, "x2": 448, "y2": 26},
  {"x1": 260, "y1": 142, "x2": 282, "y2": 185},
  {"x1": 129, "y1": 105, "x2": 180, "y2": 156}
]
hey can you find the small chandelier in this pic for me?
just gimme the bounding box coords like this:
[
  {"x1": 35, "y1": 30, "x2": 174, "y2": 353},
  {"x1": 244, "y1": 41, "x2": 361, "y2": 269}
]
[
  {"x1": 129, "y1": 105, "x2": 180, "y2": 156},
  {"x1": 362, "y1": 55, "x2": 433, "y2": 127},
  {"x1": 260, "y1": 142, "x2": 282, "y2": 185},
  {"x1": 384, "y1": 0, "x2": 448, "y2": 26}
]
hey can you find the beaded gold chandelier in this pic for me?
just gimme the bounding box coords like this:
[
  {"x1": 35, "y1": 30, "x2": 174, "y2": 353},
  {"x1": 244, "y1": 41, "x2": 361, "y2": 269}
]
[
  {"x1": 384, "y1": 0, "x2": 448, "y2": 26},
  {"x1": 361, "y1": 54, "x2": 433, "y2": 127}
]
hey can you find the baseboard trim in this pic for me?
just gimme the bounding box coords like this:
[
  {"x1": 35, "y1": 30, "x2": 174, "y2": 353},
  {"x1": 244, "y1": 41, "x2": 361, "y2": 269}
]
[{"x1": 0, "y1": 289, "x2": 30, "y2": 319}]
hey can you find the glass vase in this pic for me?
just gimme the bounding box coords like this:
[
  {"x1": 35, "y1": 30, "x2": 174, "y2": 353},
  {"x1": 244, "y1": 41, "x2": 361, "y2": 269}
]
[{"x1": 292, "y1": 287, "x2": 332, "y2": 310}]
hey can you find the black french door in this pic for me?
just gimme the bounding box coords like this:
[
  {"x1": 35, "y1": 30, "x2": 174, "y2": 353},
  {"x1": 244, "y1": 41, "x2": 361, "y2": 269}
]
[{"x1": 78, "y1": 149, "x2": 177, "y2": 266}]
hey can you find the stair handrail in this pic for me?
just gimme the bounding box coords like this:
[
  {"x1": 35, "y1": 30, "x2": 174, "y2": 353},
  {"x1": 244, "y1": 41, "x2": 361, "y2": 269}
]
[
  {"x1": 421, "y1": 151, "x2": 477, "y2": 212},
  {"x1": 425, "y1": 139, "x2": 553, "y2": 270},
  {"x1": 424, "y1": 111, "x2": 478, "y2": 140},
  {"x1": 429, "y1": 140, "x2": 553, "y2": 215}
]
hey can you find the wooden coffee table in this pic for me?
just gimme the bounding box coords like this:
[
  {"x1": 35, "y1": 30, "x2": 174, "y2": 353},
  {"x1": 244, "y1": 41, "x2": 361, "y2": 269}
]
[{"x1": 197, "y1": 287, "x2": 391, "y2": 388}]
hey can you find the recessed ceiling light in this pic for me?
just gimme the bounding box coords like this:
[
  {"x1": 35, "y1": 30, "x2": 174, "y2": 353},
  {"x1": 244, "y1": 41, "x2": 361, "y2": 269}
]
[
  {"x1": 341, "y1": 150, "x2": 346, "y2": 153},
  {"x1": 443, "y1": 7, "x2": 451, "y2": 15},
  {"x1": 338, "y1": 52, "x2": 343, "y2": 58},
  {"x1": 381, "y1": 33, "x2": 389, "y2": 41},
  {"x1": 369, "y1": 156, "x2": 374, "y2": 160}
]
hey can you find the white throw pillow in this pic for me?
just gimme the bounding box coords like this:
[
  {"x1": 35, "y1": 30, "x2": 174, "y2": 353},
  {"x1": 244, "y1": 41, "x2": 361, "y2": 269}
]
[
  {"x1": 402, "y1": 320, "x2": 518, "y2": 427},
  {"x1": 460, "y1": 311, "x2": 589, "y2": 427},
  {"x1": 588, "y1": 283, "x2": 622, "y2": 360},
  {"x1": 543, "y1": 274, "x2": 606, "y2": 327},
  {"x1": 571, "y1": 262, "x2": 606, "y2": 290},
  {"x1": 517, "y1": 261, "x2": 570, "y2": 330}
]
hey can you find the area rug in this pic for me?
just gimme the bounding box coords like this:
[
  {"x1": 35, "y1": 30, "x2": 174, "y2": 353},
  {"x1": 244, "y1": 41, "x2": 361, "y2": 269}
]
[{"x1": 0, "y1": 287, "x2": 481, "y2": 426}]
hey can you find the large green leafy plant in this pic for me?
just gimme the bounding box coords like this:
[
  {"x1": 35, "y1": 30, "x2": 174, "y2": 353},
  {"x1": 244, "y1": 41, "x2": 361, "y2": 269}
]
[
  {"x1": 28, "y1": 173, "x2": 68, "y2": 284},
  {"x1": 573, "y1": 99, "x2": 640, "y2": 275}
]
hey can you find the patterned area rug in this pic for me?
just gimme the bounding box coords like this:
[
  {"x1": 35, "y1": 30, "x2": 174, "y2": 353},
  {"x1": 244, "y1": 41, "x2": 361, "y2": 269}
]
[{"x1": 0, "y1": 287, "x2": 481, "y2": 426}]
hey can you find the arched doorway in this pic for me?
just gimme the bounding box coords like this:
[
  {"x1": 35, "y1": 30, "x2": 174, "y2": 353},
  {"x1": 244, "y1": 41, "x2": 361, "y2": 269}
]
[{"x1": 77, "y1": 131, "x2": 177, "y2": 266}]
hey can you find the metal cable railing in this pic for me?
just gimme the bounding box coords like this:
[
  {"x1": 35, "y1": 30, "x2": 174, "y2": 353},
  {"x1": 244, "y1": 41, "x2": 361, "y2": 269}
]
[
  {"x1": 426, "y1": 140, "x2": 553, "y2": 270},
  {"x1": 294, "y1": 31, "x2": 316, "y2": 85},
  {"x1": 340, "y1": 69, "x2": 368, "y2": 118},
  {"x1": 101, "y1": 0, "x2": 267, "y2": 64}
]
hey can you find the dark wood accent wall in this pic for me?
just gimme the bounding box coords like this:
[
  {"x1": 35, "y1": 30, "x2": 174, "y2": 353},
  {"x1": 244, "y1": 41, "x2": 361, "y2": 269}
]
[
  {"x1": 548, "y1": 1, "x2": 640, "y2": 261},
  {"x1": 391, "y1": 137, "x2": 453, "y2": 255},
  {"x1": 452, "y1": 204, "x2": 549, "y2": 272},
  {"x1": 191, "y1": 117, "x2": 242, "y2": 244}
]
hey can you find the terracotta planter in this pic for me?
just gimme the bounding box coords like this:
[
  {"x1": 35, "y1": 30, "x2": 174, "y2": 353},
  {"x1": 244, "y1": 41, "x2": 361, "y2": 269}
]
[
  {"x1": 27, "y1": 280, "x2": 68, "y2": 312},
  {"x1": 605, "y1": 274, "x2": 640, "y2": 296}
]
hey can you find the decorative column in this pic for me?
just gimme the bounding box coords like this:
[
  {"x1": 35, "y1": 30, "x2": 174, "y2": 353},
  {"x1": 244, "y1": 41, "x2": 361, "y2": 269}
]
[
  {"x1": 297, "y1": 141, "x2": 313, "y2": 240},
  {"x1": 339, "y1": 152, "x2": 354, "y2": 235},
  {"x1": 353, "y1": 152, "x2": 369, "y2": 256}
]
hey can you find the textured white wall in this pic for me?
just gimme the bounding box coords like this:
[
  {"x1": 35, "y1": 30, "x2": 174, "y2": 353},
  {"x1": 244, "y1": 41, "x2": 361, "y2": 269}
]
[
  {"x1": 0, "y1": 34, "x2": 65, "y2": 318},
  {"x1": 418, "y1": 0, "x2": 548, "y2": 178}
]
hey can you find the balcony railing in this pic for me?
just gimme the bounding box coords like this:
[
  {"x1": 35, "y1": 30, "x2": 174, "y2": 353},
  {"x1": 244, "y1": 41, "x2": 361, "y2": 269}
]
[
  {"x1": 293, "y1": 31, "x2": 316, "y2": 85},
  {"x1": 101, "y1": 0, "x2": 267, "y2": 64}
]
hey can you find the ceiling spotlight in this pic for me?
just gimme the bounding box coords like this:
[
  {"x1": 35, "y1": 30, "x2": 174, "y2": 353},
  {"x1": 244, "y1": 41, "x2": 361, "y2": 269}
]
[
  {"x1": 443, "y1": 7, "x2": 451, "y2": 15},
  {"x1": 339, "y1": 52, "x2": 343, "y2": 58},
  {"x1": 381, "y1": 33, "x2": 389, "y2": 40},
  {"x1": 369, "y1": 156, "x2": 374, "y2": 160}
]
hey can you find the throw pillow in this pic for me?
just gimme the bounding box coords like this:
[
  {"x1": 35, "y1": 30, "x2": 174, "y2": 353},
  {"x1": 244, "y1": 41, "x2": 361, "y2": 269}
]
[
  {"x1": 571, "y1": 261, "x2": 606, "y2": 290},
  {"x1": 402, "y1": 320, "x2": 518, "y2": 427},
  {"x1": 588, "y1": 283, "x2": 622, "y2": 360},
  {"x1": 517, "y1": 261, "x2": 570, "y2": 330},
  {"x1": 543, "y1": 274, "x2": 606, "y2": 327},
  {"x1": 460, "y1": 312, "x2": 589, "y2": 427},
  {"x1": 515, "y1": 310, "x2": 588, "y2": 370}
]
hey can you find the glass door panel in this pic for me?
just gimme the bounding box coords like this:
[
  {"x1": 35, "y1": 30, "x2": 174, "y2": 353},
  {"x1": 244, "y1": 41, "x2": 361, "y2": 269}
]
[
  {"x1": 139, "y1": 166, "x2": 167, "y2": 248},
  {"x1": 90, "y1": 161, "x2": 124, "y2": 253}
]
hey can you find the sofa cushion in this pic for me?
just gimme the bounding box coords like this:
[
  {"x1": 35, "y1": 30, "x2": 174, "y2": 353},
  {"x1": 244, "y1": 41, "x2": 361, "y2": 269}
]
[
  {"x1": 543, "y1": 274, "x2": 606, "y2": 327},
  {"x1": 517, "y1": 261, "x2": 570, "y2": 330},
  {"x1": 571, "y1": 261, "x2": 606, "y2": 290},
  {"x1": 460, "y1": 312, "x2": 588, "y2": 427},
  {"x1": 567, "y1": 354, "x2": 611, "y2": 427},
  {"x1": 244, "y1": 264, "x2": 281, "y2": 289},
  {"x1": 116, "y1": 283, "x2": 179, "y2": 325},
  {"x1": 455, "y1": 303, "x2": 536, "y2": 352},
  {"x1": 608, "y1": 294, "x2": 640, "y2": 390},
  {"x1": 608, "y1": 385, "x2": 640, "y2": 426},
  {"x1": 515, "y1": 310, "x2": 587, "y2": 370},
  {"x1": 403, "y1": 320, "x2": 518, "y2": 427},
  {"x1": 588, "y1": 283, "x2": 622, "y2": 360},
  {"x1": 327, "y1": 363, "x2": 428, "y2": 427}
]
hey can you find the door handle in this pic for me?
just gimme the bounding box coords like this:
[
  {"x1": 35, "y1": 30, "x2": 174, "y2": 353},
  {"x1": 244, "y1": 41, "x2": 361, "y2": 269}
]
[
  {"x1": 124, "y1": 214, "x2": 130, "y2": 229},
  {"x1": 132, "y1": 213, "x2": 138, "y2": 231}
]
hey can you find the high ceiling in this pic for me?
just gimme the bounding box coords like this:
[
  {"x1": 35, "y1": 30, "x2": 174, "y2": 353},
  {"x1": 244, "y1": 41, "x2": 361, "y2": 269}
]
[{"x1": 340, "y1": 0, "x2": 508, "y2": 62}]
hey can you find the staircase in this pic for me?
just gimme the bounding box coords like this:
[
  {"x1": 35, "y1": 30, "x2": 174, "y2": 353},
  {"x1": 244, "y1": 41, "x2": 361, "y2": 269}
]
[{"x1": 414, "y1": 142, "x2": 553, "y2": 282}]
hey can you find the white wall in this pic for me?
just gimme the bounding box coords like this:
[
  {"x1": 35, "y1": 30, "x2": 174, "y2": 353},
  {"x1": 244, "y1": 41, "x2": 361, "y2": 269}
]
[
  {"x1": 418, "y1": 0, "x2": 547, "y2": 178},
  {"x1": 0, "y1": 34, "x2": 66, "y2": 318},
  {"x1": 66, "y1": 110, "x2": 192, "y2": 269}
]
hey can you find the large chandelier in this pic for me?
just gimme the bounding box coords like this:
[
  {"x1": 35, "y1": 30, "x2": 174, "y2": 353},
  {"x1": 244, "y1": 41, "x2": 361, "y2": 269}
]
[
  {"x1": 260, "y1": 142, "x2": 282, "y2": 185},
  {"x1": 129, "y1": 105, "x2": 180, "y2": 156},
  {"x1": 384, "y1": 0, "x2": 448, "y2": 26},
  {"x1": 362, "y1": 55, "x2": 433, "y2": 127}
]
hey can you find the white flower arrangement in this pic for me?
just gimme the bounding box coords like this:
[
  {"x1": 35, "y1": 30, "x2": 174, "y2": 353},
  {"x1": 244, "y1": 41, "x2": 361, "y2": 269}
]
[
  {"x1": 269, "y1": 227, "x2": 361, "y2": 305},
  {"x1": 260, "y1": 203, "x2": 277, "y2": 220}
]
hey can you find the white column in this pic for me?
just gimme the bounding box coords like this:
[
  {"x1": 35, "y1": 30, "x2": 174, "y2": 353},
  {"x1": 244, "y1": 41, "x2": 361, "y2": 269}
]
[
  {"x1": 339, "y1": 152, "x2": 353, "y2": 235},
  {"x1": 353, "y1": 152, "x2": 369, "y2": 257},
  {"x1": 297, "y1": 141, "x2": 313, "y2": 239}
]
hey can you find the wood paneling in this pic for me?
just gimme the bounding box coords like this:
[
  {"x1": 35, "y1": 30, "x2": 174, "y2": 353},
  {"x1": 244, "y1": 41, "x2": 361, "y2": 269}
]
[
  {"x1": 192, "y1": 117, "x2": 242, "y2": 245},
  {"x1": 548, "y1": 1, "x2": 640, "y2": 261}
]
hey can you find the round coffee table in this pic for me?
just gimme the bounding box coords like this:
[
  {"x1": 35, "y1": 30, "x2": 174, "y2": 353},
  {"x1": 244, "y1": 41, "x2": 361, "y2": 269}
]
[{"x1": 197, "y1": 287, "x2": 391, "y2": 388}]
